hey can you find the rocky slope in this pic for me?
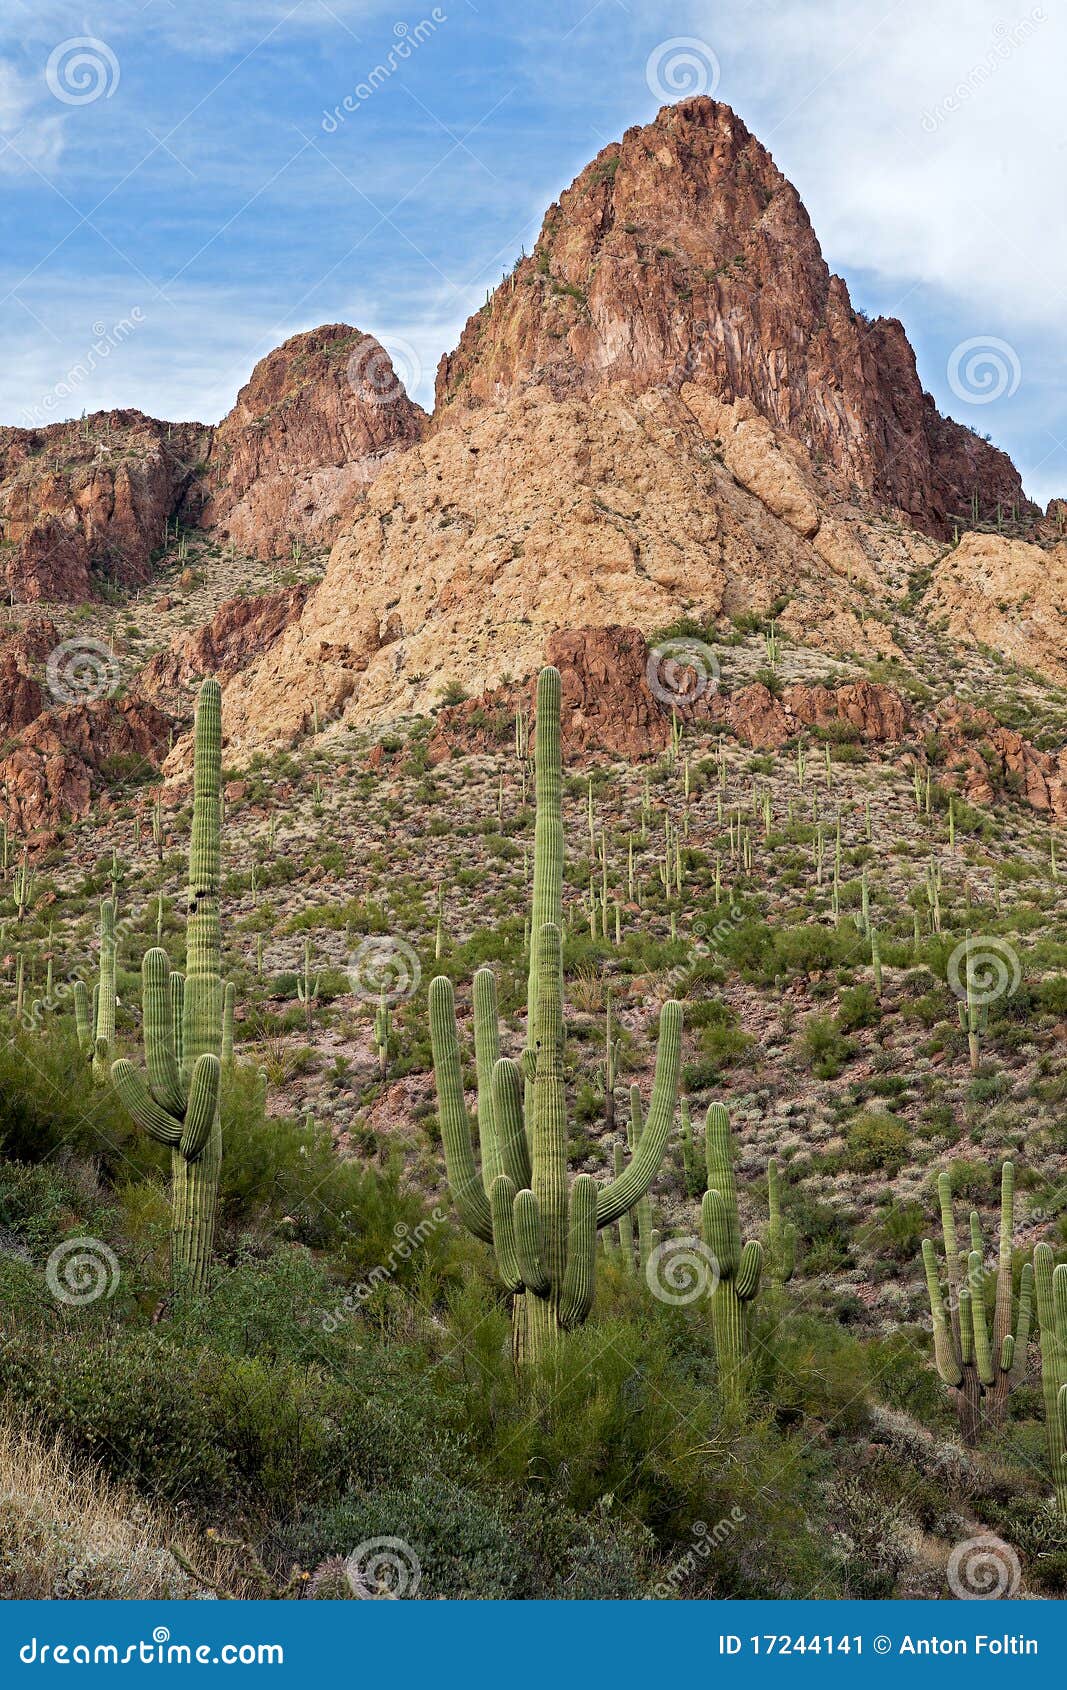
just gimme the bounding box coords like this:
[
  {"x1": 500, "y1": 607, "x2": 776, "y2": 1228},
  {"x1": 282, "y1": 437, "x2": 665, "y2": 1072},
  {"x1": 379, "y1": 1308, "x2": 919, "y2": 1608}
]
[
  {"x1": 924, "y1": 532, "x2": 1067, "y2": 687},
  {"x1": 437, "y1": 98, "x2": 1027, "y2": 537},
  {"x1": 0, "y1": 413, "x2": 207, "y2": 600},
  {"x1": 196, "y1": 325, "x2": 426, "y2": 560}
]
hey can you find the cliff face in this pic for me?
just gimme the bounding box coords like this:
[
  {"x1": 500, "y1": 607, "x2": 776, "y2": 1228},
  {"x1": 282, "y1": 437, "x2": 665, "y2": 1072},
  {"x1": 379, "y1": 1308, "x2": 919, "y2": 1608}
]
[
  {"x1": 0, "y1": 327, "x2": 425, "y2": 601},
  {"x1": 0, "y1": 413, "x2": 208, "y2": 601},
  {"x1": 436, "y1": 99, "x2": 1026, "y2": 537},
  {"x1": 197, "y1": 325, "x2": 427, "y2": 560}
]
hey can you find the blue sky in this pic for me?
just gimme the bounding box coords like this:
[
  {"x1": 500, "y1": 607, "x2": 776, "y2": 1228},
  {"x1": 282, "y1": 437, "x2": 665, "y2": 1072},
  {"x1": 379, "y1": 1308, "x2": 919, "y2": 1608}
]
[{"x1": 1, "y1": 0, "x2": 1062, "y2": 504}]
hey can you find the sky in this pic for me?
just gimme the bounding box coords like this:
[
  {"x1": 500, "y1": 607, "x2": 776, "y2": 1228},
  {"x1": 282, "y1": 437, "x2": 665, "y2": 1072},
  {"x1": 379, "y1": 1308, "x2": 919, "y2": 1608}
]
[{"x1": 0, "y1": 0, "x2": 1062, "y2": 504}]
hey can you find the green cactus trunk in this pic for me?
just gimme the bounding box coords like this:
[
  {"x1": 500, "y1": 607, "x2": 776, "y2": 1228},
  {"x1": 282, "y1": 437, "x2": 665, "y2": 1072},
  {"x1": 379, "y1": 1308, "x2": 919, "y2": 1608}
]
[
  {"x1": 429, "y1": 666, "x2": 682, "y2": 1367},
  {"x1": 701, "y1": 1103, "x2": 764, "y2": 1402},
  {"x1": 112, "y1": 678, "x2": 224, "y2": 1293},
  {"x1": 921, "y1": 1164, "x2": 1031, "y2": 1445},
  {"x1": 1034, "y1": 1245, "x2": 1067, "y2": 1517}
]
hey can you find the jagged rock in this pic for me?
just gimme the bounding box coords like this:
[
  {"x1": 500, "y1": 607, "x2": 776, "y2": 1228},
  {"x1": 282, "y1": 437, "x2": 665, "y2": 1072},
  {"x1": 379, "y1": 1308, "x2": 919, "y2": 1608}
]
[
  {"x1": 0, "y1": 413, "x2": 208, "y2": 602},
  {"x1": 138, "y1": 584, "x2": 310, "y2": 714},
  {"x1": 436, "y1": 98, "x2": 1027, "y2": 537},
  {"x1": 197, "y1": 325, "x2": 426, "y2": 559},
  {"x1": 0, "y1": 697, "x2": 170, "y2": 832}
]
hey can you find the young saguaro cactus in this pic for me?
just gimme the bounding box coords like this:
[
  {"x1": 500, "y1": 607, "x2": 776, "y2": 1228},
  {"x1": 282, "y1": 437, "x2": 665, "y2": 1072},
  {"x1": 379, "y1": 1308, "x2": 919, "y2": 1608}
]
[
  {"x1": 111, "y1": 678, "x2": 225, "y2": 1292},
  {"x1": 921, "y1": 1163, "x2": 1032, "y2": 1444},
  {"x1": 74, "y1": 898, "x2": 117, "y2": 1084},
  {"x1": 429, "y1": 667, "x2": 682, "y2": 1363},
  {"x1": 701, "y1": 1103, "x2": 765, "y2": 1397},
  {"x1": 1034, "y1": 1244, "x2": 1067, "y2": 1518}
]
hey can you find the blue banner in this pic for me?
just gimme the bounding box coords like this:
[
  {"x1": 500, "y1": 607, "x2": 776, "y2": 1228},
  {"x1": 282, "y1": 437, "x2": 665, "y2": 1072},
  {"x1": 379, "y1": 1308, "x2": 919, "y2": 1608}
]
[{"x1": 2, "y1": 1601, "x2": 1064, "y2": 1684}]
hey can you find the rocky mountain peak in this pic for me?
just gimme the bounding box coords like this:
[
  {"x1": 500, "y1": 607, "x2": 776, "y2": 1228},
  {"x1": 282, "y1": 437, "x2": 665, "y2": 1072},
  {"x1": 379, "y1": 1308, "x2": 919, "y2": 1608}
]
[
  {"x1": 436, "y1": 97, "x2": 1026, "y2": 536},
  {"x1": 197, "y1": 323, "x2": 428, "y2": 560}
]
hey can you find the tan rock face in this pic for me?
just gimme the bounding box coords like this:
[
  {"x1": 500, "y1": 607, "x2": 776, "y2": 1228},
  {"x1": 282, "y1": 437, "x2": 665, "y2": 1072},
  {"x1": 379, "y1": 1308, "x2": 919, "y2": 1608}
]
[
  {"x1": 212, "y1": 384, "x2": 865, "y2": 751},
  {"x1": 437, "y1": 98, "x2": 1026, "y2": 538},
  {"x1": 0, "y1": 413, "x2": 208, "y2": 601},
  {"x1": 198, "y1": 325, "x2": 426, "y2": 560},
  {"x1": 924, "y1": 533, "x2": 1067, "y2": 687}
]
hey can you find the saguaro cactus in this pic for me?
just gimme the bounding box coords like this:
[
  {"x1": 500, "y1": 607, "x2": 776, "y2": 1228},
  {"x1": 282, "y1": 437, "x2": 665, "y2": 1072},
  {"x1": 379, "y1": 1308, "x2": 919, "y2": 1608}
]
[
  {"x1": 766, "y1": 1158, "x2": 797, "y2": 1286},
  {"x1": 429, "y1": 667, "x2": 682, "y2": 1363},
  {"x1": 701, "y1": 1104, "x2": 765, "y2": 1397},
  {"x1": 957, "y1": 932, "x2": 987, "y2": 1073},
  {"x1": 111, "y1": 678, "x2": 225, "y2": 1292},
  {"x1": 921, "y1": 1164, "x2": 1032, "y2": 1443},
  {"x1": 374, "y1": 992, "x2": 391, "y2": 1079},
  {"x1": 74, "y1": 899, "x2": 117, "y2": 1084},
  {"x1": 1034, "y1": 1244, "x2": 1067, "y2": 1518}
]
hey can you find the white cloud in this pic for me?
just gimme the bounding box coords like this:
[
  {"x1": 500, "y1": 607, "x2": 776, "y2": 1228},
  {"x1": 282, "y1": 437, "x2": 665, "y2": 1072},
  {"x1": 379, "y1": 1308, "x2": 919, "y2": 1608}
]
[{"x1": 0, "y1": 56, "x2": 65, "y2": 174}]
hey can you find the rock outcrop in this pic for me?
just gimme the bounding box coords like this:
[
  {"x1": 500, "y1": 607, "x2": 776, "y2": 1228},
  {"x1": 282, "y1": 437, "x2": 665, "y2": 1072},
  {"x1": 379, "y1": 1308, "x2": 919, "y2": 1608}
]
[
  {"x1": 0, "y1": 329, "x2": 424, "y2": 601},
  {"x1": 437, "y1": 98, "x2": 1027, "y2": 538},
  {"x1": 0, "y1": 414, "x2": 208, "y2": 601},
  {"x1": 197, "y1": 325, "x2": 426, "y2": 559},
  {"x1": 924, "y1": 532, "x2": 1067, "y2": 687},
  {"x1": 0, "y1": 697, "x2": 170, "y2": 834},
  {"x1": 427, "y1": 626, "x2": 914, "y2": 762},
  {"x1": 138, "y1": 584, "x2": 310, "y2": 714}
]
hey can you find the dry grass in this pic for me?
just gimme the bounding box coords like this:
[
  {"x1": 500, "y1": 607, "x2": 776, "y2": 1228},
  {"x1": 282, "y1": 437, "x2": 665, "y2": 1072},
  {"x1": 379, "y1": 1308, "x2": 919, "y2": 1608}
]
[{"x1": 0, "y1": 1417, "x2": 245, "y2": 1600}]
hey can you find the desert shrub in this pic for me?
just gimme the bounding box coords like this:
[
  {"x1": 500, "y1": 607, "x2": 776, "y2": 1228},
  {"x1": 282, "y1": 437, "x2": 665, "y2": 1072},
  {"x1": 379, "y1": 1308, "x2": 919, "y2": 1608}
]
[
  {"x1": 845, "y1": 1112, "x2": 910, "y2": 1172},
  {"x1": 798, "y1": 1014, "x2": 852, "y2": 1079}
]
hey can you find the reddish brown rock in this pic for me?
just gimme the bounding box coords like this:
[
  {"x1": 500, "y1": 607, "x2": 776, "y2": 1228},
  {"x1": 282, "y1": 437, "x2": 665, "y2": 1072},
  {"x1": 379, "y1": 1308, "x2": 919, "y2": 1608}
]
[
  {"x1": 934, "y1": 701, "x2": 1067, "y2": 822},
  {"x1": 783, "y1": 681, "x2": 911, "y2": 742},
  {"x1": 198, "y1": 325, "x2": 426, "y2": 559},
  {"x1": 427, "y1": 628, "x2": 912, "y2": 763},
  {"x1": 0, "y1": 412, "x2": 208, "y2": 602},
  {"x1": 0, "y1": 655, "x2": 44, "y2": 737},
  {"x1": 0, "y1": 697, "x2": 170, "y2": 832},
  {"x1": 138, "y1": 584, "x2": 310, "y2": 714},
  {"x1": 436, "y1": 99, "x2": 1027, "y2": 538}
]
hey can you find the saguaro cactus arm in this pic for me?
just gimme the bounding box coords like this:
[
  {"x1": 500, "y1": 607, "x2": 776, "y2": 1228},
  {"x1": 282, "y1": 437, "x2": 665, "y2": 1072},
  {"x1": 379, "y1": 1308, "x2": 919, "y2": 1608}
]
[
  {"x1": 428, "y1": 976, "x2": 493, "y2": 1244},
  {"x1": 922, "y1": 1237, "x2": 963, "y2": 1387},
  {"x1": 111, "y1": 1058, "x2": 182, "y2": 1146},
  {"x1": 596, "y1": 1001, "x2": 681, "y2": 1226}
]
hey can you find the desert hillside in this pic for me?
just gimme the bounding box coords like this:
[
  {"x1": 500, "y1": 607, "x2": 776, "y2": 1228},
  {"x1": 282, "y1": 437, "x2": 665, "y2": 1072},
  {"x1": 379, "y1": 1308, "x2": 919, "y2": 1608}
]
[{"x1": 0, "y1": 96, "x2": 1064, "y2": 1604}]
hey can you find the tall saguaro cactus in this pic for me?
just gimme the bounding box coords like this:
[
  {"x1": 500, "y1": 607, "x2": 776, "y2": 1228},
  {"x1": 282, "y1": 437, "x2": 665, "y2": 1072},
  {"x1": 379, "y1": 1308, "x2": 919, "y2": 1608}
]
[
  {"x1": 1034, "y1": 1244, "x2": 1067, "y2": 1518},
  {"x1": 921, "y1": 1163, "x2": 1032, "y2": 1444},
  {"x1": 74, "y1": 898, "x2": 117, "y2": 1084},
  {"x1": 112, "y1": 678, "x2": 225, "y2": 1292},
  {"x1": 701, "y1": 1103, "x2": 765, "y2": 1397},
  {"x1": 429, "y1": 666, "x2": 682, "y2": 1363}
]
